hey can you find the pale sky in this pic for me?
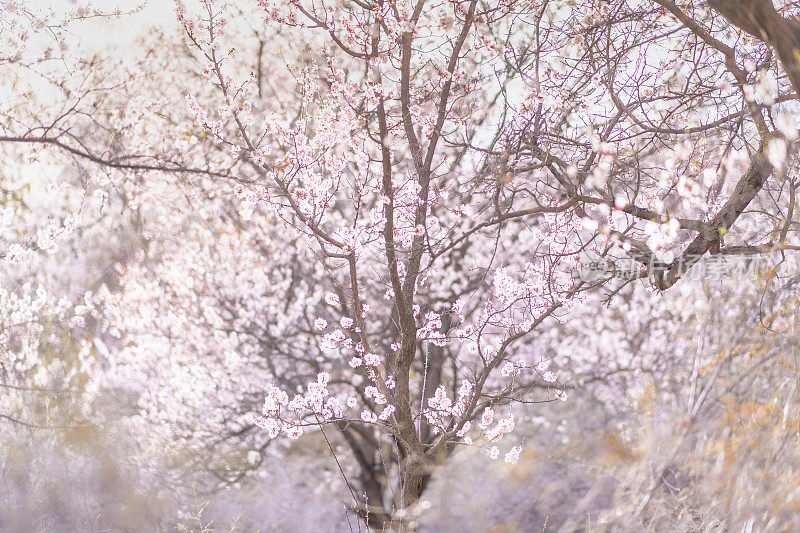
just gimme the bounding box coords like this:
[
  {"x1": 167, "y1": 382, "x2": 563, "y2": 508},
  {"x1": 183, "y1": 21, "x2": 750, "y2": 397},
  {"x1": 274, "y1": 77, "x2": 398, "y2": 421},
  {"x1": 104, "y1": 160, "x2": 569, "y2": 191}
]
[{"x1": 55, "y1": 0, "x2": 176, "y2": 51}]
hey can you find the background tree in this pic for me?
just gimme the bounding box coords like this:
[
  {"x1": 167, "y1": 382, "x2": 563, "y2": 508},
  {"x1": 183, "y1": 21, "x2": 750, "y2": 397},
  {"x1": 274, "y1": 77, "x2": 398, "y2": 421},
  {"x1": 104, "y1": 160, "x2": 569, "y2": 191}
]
[{"x1": 2, "y1": 0, "x2": 800, "y2": 530}]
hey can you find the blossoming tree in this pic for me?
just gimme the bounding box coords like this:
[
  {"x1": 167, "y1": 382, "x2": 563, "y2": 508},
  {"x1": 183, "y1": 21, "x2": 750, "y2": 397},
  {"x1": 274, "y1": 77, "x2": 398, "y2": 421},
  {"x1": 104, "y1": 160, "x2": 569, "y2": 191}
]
[{"x1": 3, "y1": 0, "x2": 800, "y2": 528}]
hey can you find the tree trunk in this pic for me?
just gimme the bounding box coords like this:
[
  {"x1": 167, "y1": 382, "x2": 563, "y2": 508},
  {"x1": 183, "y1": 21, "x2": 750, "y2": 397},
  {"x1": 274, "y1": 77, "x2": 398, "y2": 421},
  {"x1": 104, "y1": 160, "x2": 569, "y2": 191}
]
[{"x1": 382, "y1": 452, "x2": 427, "y2": 532}]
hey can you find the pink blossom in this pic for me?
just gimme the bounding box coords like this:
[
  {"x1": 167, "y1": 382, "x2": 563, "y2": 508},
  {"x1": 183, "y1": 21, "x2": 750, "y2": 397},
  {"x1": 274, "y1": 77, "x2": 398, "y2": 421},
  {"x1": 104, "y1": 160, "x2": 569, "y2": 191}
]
[
  {"x1": 428, "y1": 385, "x2": 452, "y2": 413},
  {"x1": 501, "y1": 362, "x2": 516, "y2": 377},
  {"x1": 252, "y1": 412, "x2": 281, "y2": 439},
  {"x1": 285, "y1": 426, "x2": 303, "y2": 439},
  {"x1": 504, "y1": 445, "x2": 522, "y2": 464},
  {"x1": 288, "y1": 394, "x2": 307, "y2": 412},
  {"x1": 378, "y1": 405, "x2": 395, "y2": 421},
  {"x1": 263, "y1": 385, "x2": 289, "y2": 413},
  {"x1": 486, "y1": 415, "x2": 515, "y2": 442},
  {"x1": 325, "y1": 292, "x2": 339, "y2": 305},
  {"x1": 479, "y1": 407, "x2": 494, "y2": 429}
]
